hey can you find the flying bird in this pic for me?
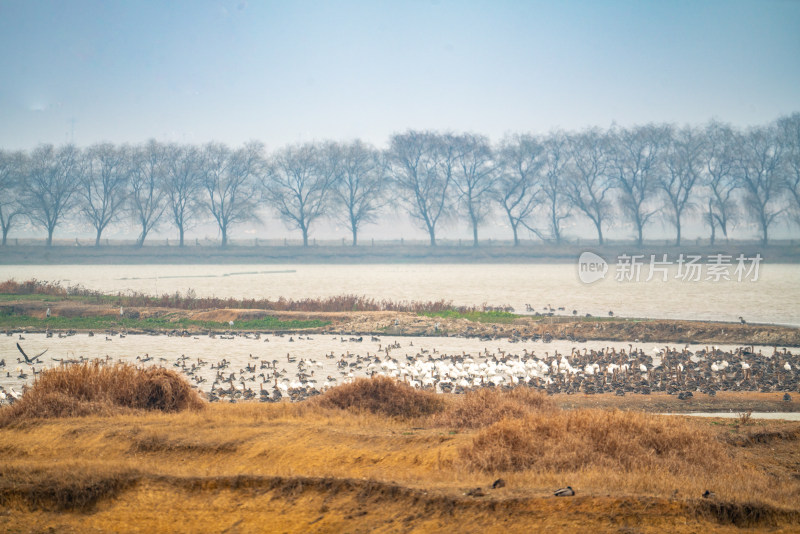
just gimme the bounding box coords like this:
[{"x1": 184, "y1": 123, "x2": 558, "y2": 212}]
[{"x1": 16, "y1": 343, "x2": 47, "y2": 365}]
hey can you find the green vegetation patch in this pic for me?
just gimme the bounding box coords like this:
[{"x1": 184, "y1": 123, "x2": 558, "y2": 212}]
[{"x1": 0, "y1": 314, "x2": 328, "y2": 331}]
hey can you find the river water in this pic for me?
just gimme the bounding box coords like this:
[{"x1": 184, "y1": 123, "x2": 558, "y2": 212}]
[{"x1": 1, "y1": 263, "x2": 798, "y2": 325}]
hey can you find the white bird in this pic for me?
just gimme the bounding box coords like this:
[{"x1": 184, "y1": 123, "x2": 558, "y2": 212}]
[{"x1": 784, "y1": 362, "x2": 792, "y2": 371}]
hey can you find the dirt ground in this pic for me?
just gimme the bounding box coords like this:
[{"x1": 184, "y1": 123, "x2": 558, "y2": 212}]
[{"x1": 5, "y1": 298, "x2": 800, "y2": 347}]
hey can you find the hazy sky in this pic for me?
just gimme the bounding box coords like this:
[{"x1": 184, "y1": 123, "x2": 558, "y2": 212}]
[{"x1": 1, "y1": 0, "x2": 798, "y2": 150}]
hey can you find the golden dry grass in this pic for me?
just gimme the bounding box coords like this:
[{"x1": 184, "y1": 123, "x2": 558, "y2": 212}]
[
  {"x1": 313, "y1": 376, "x2": 445, "y2": 418},
  {"x1": 433, "y1": 388, "x2": 556, "y2": 429},
  {"x1": 0, "y1": 361, "x2": 204, "y2": 426},
  {"x1": 462, "y1": 409, "x2": 728, "y2": 474},
  {"x1": 1, "y1": 377, "x2": 799, "y2": 531}
]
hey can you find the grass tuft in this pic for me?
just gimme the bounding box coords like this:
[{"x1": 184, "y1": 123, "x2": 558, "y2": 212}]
[
  {"x1": 462, "y1": 409, "x2": 730, "y2": 474},
  {"x1": 433, "y1": 388, "x2": 555, "y2": 429},
  {"x1": 313, "y1": 376, "x2": 445, "y2": 418},
  {"x1": 0, "y1": 361, "x2": 204, "y2": 425}
]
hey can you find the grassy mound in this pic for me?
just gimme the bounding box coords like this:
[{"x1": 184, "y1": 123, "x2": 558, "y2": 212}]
[
  {"x1": 433, "y1": 388, "x2": 555, "y2": 429},
  {"x1": 0, "y1": 361, "x2": 204, "y2": 425},
  {"x1": 314, "y1": 376, "x2": 445, "y2": 418},
  {"x1": 463, "y1": 409, "x2": 729, "y2": 474}
]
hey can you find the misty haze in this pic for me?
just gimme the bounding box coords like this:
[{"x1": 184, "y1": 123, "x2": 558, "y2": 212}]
[{"x1": 1, "y1": 1, "x2": 799, "y2": 531}]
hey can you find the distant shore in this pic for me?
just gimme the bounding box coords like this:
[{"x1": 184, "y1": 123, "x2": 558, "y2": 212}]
[{"x1": 2, "y1": 241, "x2": 799, "y2": 265}]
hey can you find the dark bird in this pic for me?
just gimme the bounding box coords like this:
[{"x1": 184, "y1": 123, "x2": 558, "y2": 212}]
[
  {"x1": 739, "y1": 316, "x2": 746, "y2": 324},
  {"x1": 16, "y1": 343, "x2": 47, "y2": 364},
  {"x1": 491, "y1": 478, "x2": 506, "y2": 489},
  {"x1": 783, "y1": 393, "x2": 792, "y2": 402},
  {"x1": 554, "y1": 486, "x2": 575, "y2": 497},
  {"x1": 702, "y1": 490, "x2": 716, "y2": 499}
]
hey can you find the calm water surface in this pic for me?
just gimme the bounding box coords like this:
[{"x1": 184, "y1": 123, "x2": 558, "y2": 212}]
[{"x1": 1, "y1": 263, "x2": 798, "y2": 325}]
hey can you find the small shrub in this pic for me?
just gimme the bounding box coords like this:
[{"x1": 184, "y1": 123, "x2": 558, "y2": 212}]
[
  {"x1": 314, "y1": 376, "x2": 445, "y2": 418},
  {"x1": 0, "y1": 361, "x2": 204, "y2": 425}
]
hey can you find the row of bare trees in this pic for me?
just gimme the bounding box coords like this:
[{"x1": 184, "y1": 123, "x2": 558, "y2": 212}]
[{"x1": 1, "y1": 115, "x2": 798, "y2": 247}]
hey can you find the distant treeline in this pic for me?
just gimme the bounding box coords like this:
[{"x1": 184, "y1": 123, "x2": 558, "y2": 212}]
[{"x1": 1, "y1": 115, "x2": 799, "y2": 248}]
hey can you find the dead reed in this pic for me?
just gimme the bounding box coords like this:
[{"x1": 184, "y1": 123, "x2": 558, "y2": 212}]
[
  {"x1": 433, "y1": 387, "x2": 556, "y2": 429},
  {"x1": 313, "y1": 376, "x2": 445, "y2": 418},
  {"x1": 462, "y1": 409, "x2": 729, "y2": 474},
  {"x1": 0, "y1": 361, "x2": 204, "y2": 425},
  {"x1": 0, "y1": 278, "x2": 485, "y2": 313}
]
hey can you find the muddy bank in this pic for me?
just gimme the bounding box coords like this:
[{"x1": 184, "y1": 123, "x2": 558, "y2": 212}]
[{"x1": 3, "y1": 299, "x2": 799, "y2": 346}]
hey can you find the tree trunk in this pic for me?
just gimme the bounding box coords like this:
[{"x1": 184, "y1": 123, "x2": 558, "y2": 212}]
[
  {"x1": 675, "y1": 217, "x2": 681, "y2": 247},
  {"x1": 512, "y1": 223, "x2": 519, "y2": 247},
  {"x1": 351, "y1": 226, "x2": 358, "y2": 247},
  {"x1": 46, "y1": 227, "x2": 54, "y2": 247},
  {"x1": 594, "y1": 220, "x2": 604, "y2": 246},
  {"x1": 636, "y1": 223, "x2": 643, "y2": 247},
  {"x1": 220, "y1": 226, "x2": 228, "y2": 247},
  {"x1": 708, "y1": 201, "x2": 716, "y2": 246},
  {"x1": 761, "y1": 220, "x2": 769, "y2": 246},
  {"x1": 95, "y1": 228, "x2": 102, "y2": 247},
  {"x1": 179, "y1": 226, "x2": 185, "y2": 247},
  {"x1": 472, "y1": 219, "x2": 479, "y2": 247},
  {"x1": 302, "y1": 227, "x2": 309, "y2": 247},
  {"x1": 428, "y1": 226, "x2": 436, "y2": 247},
  {"x1": 1, "y1": 226, "x2": 8, "y2": 246}
]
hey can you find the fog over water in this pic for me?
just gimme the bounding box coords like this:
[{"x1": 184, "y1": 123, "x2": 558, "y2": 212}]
[{"x1": 1, "y1": 263, "x2": 797, "y2": 326}]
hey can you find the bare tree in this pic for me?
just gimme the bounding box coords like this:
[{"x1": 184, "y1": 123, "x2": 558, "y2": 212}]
[
  {"x1": 660, "y1": 125, "x2": 704, "y2": 246},
  {"x1": 200, "y1": 141, "x2": 263, "y2": 247},
  {"x1": 736, "y1": 125, "x2": 786, "y2": 245},
  {"x1": 563, "y1": 129, "x2": 614, "y2": 245},
  {"x1": 128, "y1": 140, "x2": 167, "y2": 247},
  {"x1": 80, "y1": 143, "x2": 130, "y2": 246},
  {"x1": 493, "y1": 134, "x2": 545, "y2": 246},
  {"x1": 388, "y1": 131, "x2": 452, "y2": 246},
  {"x1": 22, "y1": 144, "x2": 82, "y2": 246},
  {"x1": 163, "y1": 144, "x2": 203, "y2": 247},
  {"x1": 451, "y1": 133, "x2": 496, "y2": 246},
  {"x1": 777, "y1": 113, "x2": 800, "y2": 228},
  {"x1": 0, "y1": 149, "x2": 26, "y2": 245},
  {"x1": 264, "y1": 142, "x2": 337, "y2": 247},
  {"x1": 329, "y1": 140, "x2": 387, "y2": 246},
  {"x1": 702, "y1": 121, "x2": 740, "y2": 245},
  {"x1": 539, "y1": 131, "x2": 571, "y2": 244},
  {"x1": 609, "y1": 124, "x2": 669, "y2": 246}
]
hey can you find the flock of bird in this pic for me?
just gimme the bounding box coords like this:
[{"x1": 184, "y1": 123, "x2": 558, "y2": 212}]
[{"x1": 2, "y1": 329, "x2": 798, "y2": 405}]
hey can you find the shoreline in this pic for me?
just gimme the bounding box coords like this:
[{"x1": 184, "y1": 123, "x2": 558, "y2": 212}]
[
  {"x1": 2, "y1": 242, "x2": 800, "y2": 264},
  {"x1": 3, "y1": 299, "x2": 800, "y2": 346}
]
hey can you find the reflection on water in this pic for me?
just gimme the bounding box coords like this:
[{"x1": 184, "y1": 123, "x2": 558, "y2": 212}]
[{"x1": 0, "y1": 263, "x2": 798, "y2": 325}]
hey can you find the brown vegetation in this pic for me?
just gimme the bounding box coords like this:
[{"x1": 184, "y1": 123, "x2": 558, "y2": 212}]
[
  {"x1": 462, "y1": 409, "x2": 728, "y2": 474},
  {"x1": 314, "y1": 376, "x2": 445, "y2": 418},
  {"x1": 0, "y1": 361, "x2": 204, "y2": 426},
  {"x1": 1, "y1": 376, "x2": 799, "y2": 531},
  {"x1": 433, "y1": 388, "x2": 556, "y2": 429}
]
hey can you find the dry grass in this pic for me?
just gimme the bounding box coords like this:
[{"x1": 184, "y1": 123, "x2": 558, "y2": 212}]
[
  {"x1": 0, "y1": 361, "x2": 204, "y2": 426},
  {"x1": 0, "y1": 278, "x2": 487, "y2": 313},
  {"x1": 0, "y1": 378, "x2": 799, "y2": 531},
  {"x1": 462, "y1": 409, "x2": 730, "y2": 475},
  {"x1": 0, "y1": 462, "x2": 138, "y2": 511},
  {"x1": 433, "y1": 388, "x2": 556, "y2": 429},
  {"x1": 313, "y1": 376, "x2": 445, "y2": 418},
  {"x1": 0, "y1": 399, "x2": 798, "y2": 531}
]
